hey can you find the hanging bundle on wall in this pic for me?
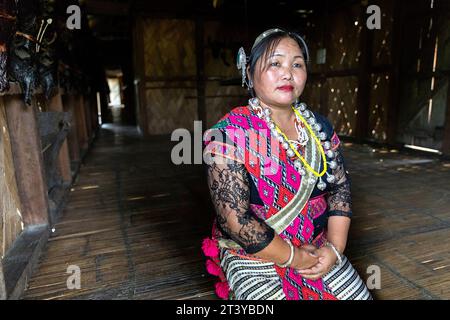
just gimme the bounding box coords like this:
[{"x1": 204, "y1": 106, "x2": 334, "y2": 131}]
[
  {"x1": 0, "y1": 0, "x2": 17, "y2": 92},
  {"x1": 36, "y1": 0, "x2": 57, "y2": 99},
  {"x1": 8, "y1": 0, "x2": 39, "y2": 105},
  {"x1": 3, "y1": 0, "x2": 101, "y2": 103}
]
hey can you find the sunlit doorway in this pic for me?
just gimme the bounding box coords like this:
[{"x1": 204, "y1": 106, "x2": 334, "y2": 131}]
[{"x1": 106, "y1": 69, "x2": 125, "y2": 124}]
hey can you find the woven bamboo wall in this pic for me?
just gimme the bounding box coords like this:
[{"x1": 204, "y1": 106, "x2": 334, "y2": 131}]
[
  {"x1": 139, "y1": 19, "x2": 250, "y2": 132},
  {"x1": 297, "y1": 19, "x2": 328, "y2": 119},
  {"x1": 301, "y1": 80, "x2": 322, "y2": 114},
  {"x1": 371, "y1": 0, "x2": 394, "y2": 67},
  {"x1": 396, "y1": 0, "x2": 450, "y2": 149},
  {"x1": 134, "y1": 0, "x2": 449, "y2": 145},
  {"x1": 205, "y1": 82, "x2": 247, "y2": 128},
  {"x1": 369, "y1": 73, "x2": 390, "y2": 142},
  {"x1": 303, "y1": 0, "x2": 396, "y2": 141},
  {"x1": 302, "y1": 18, "x2": 326, "y2": 74},
  {"x1": 327, "y1": 3, "x2": 361, "y2": 72},
  {"x1": 367, "y1": 0, "x2": 395, "y2": 142},
  {"x1": 301, "y1": 4, "x2": 362, "y2": 138},
  {"x1": 143, "y1": 19, "x2": 196, "y2": 78},
  {"x1": 0, "y1": 97, "x2": 24, "y2": 258},
  {"x1": 145, "y1": 81, "x2": 198, "y2": 133},
  {"x1": 326, "y1": 77, "x2": 359, "y2": 137},
  {"x1": 204, "y1": 21, "x2": 247, "y2": 128},
  {"x1": 204, "y1": 21, "x2": 242, "y2": 79},
  {"x1": 142, "y1": 19, "x2": 198, "y2": 134}
]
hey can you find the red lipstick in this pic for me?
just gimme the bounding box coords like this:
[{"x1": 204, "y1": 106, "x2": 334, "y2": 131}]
[{"x1": 278, "y1": 85, "x2": 294, "y2": 92}]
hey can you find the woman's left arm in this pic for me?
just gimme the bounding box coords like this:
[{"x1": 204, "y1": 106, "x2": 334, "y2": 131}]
[
  {"x1": 298, "y1": 146, "x2": 352, "y2": 279},
  {"x1": 326, "y1": 146, "x2": 352, "y2": 254}
]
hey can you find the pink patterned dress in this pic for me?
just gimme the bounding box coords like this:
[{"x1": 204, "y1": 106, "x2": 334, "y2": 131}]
[{"x1": 202, "y1": 106, "x2": 372, "y2": 300}]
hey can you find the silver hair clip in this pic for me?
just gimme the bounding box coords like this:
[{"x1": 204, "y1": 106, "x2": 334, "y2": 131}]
[
  {"x1": 251, "y1": 28, "x2": 310, "y2": 63},
  {"x1": 236, "y1": 47, "x2": 247, "y2": 88},
  {"x1": 251, "y1": 28, "x2": 283, "y2": 50}
]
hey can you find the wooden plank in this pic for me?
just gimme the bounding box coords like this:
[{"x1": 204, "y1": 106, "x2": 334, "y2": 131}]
[
  {"x1": 22, "y1": 126, "x2": 450, "y2": 300},
  {"x1": 4, "y1": 95, "x2": 49, "y2": 226},
  {"x1": 2, "y1": 225, "x2": 49, "y2": 299},
  {"x1": 21, "y1": 125, "x2": 215, "y2": 299}
]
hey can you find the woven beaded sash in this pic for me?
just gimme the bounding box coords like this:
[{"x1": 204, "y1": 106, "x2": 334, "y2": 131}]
[{"x1": 204, "y1": 106, "x2": 321, "y2": 250}]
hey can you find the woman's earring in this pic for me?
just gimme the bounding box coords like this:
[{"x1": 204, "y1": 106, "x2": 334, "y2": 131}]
[
  {"x1": 248, "y1": 78, "x2": 253, "y2": 89},
  {"x1": 236, "y1": 47, "x2": 247, "y2": 88}
]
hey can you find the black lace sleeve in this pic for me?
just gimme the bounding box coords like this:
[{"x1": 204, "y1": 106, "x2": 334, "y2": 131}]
[
  {"x1": 206, "y1": 159, "x2": 275, "y2": 254},
  {"x1": 326, "y1": 146, "x2": 352, "y2": 218}
]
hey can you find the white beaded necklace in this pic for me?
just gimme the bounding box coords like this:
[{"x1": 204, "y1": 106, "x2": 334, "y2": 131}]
[{"x1": 249, "y1": 97, "x2": 338, "y2": 191}]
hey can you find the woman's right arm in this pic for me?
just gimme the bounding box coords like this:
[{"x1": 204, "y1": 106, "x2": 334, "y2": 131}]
[{"x1": 206, "y1": 158, "x2": 318, "y2": 269}]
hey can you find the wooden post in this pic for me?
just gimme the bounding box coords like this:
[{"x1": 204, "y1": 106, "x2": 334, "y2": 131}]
[
  {"x1": 442, "y1": 79, "x2": 450, "y2": 157},
  {"x1": 355, "y1": 3, "x2": 373, "y2": 143},
  {"x1": 195, "y1": 17, "x2": 206, "y2": 126},
  {"x1": 75, "y1": 95, "x2": 89, "y2": 152},
  {"x1": 47, "y1": 91, "x2": 72, "y2": 183},
  {"x1": 4, "y1": 95, "x2": 49, "y2": 226},
  {"x1": 0, "y1": 96, "x2": 23, "y2": 254},
  {"x1": 63, "y1": 94, "x2": 80, "y2": 164},
  {"x1": 132, "y1": 17, "x2": 149, "y2": 136},
  {"x1": 319, "y1": 77, "x2": 329, "y2": 117},
  {"x1": 83, "y1": 95, "x2": 93, "y2": 142},
  {"x1": 386, "y1": 0, "x2": 403, "y2": 147},
  {"x1": 89, "y1": 93, "x2": 99, "y2": 132},
  {"x1": 318, "y1": 4, "x2": 330, "y2": 118},
  {"x1": 80, "y1": 95, "x2": 89, "y2": 149}
]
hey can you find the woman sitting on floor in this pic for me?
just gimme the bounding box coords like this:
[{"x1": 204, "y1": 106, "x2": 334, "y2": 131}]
[{"x1": 202, "y1": 28, "x2": 372, "y2": 300}]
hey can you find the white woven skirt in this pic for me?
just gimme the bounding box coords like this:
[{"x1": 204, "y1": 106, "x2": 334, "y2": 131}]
[{"x1": 221, "y1": 250, "x2": 372, "y2": 300}]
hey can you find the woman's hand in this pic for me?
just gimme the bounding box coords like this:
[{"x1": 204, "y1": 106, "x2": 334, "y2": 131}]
[
  {"x1": 290, "y1": 245, "x2": 319, "y2": 270},
  {"x1": 297, "y1": 246, "x2": 337, "y2": 280}
]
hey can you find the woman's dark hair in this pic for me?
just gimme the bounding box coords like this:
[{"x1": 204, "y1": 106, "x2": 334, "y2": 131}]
[{"x1": 247, "y1": 29, "x2": 310, "y2": 96}]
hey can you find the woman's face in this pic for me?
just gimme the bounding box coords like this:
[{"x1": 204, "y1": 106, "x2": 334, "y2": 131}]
[{"x1": 251, "y1": 37, "x2": 307, "y2": 109}]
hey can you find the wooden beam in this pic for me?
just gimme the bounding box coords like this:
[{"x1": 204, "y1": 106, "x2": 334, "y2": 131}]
[
  {"x1": 63, "y1": 94, "x2": 81, "y2": 164},
  {"x1": 132, "y1": 17, "x2": 149, "y2": 136},
  {"x1": 87, "y1": 93, "x2": 97, "y2": 134},
  {"x1": 0, "y1": 97, "x2": 23, "y2": 256},
  {"x1": 355, "y1": 4, "x2": 373, "y2": 143},
  {"x1": 386, "y1": 0, "x2": 404, "y2": 147},
  {"x1": 318, "y1": 5, "x2": 330, "y2": 117},
  {"x1": 83, "y1": 95, "x2": 93, "y2": 142},
  {"x1": 195, "y1": 17, "x2": 206, "y2": 125},
  {"x1": 48, "y1": 92, "x2": 72, "y2": 183},
  {"x1": 309, "y1": 65, "x2": 392, "y2": 80},
  {"x1": 442, "y1": 79, "x2": 450, "y2": 157},
  {"x1": 75, "y1": 95, "x2": 89, "y2": 153},
  {"x1": 1, "y1": 225, "x2": 49, "y2": 299},
  {"x1": 4, "y1": 96, "x2": 49, "y2": 226}
]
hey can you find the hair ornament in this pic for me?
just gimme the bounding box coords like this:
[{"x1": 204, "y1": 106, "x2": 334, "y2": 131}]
[{"x1": 236, "y1": 47, "x2": 248, "y2": 87}]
